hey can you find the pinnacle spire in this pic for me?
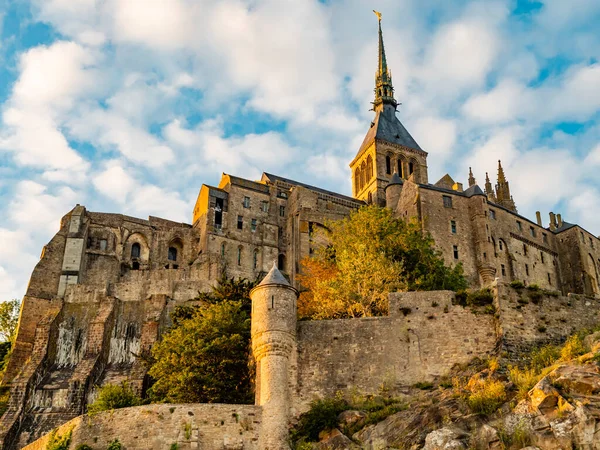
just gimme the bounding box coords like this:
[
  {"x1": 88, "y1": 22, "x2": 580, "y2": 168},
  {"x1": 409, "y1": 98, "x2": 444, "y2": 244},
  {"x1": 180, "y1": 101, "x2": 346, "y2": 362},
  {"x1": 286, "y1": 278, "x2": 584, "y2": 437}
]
[
  {"x1": 373, "y1": 11, "x2": 397, "y2": 111},
  {"x1": 495, "y1": 160, "x2": 517, "y2": 212},
  {"x1": 484, "y1": 172, "x2": 496, "y2": 202},
  {"x1": 497, "y1": 160, "x2": 507, "y2": 184},
  {"x1": 468, "y1": 167, "x2": 476, "y2": 187}
]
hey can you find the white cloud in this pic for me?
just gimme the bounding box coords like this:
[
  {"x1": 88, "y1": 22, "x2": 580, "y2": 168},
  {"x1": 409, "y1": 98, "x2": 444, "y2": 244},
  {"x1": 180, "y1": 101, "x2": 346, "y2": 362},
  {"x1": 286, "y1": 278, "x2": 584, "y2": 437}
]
[
  {"x1": 129, "y1": 185, "x2": 190, "y2": 223},
  {"x1": 92, "y1": 162, "x2": 136, "y2": 203},
  {"x1": 462, "y1": 79, "x2": 530, "y2": 124}
]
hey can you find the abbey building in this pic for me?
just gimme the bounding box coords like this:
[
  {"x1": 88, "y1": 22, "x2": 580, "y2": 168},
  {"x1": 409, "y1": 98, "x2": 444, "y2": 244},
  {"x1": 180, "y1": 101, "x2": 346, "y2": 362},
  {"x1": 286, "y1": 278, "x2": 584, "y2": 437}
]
[{"x1": 2, "y1": 15, "x2": 600, "y2": 449}]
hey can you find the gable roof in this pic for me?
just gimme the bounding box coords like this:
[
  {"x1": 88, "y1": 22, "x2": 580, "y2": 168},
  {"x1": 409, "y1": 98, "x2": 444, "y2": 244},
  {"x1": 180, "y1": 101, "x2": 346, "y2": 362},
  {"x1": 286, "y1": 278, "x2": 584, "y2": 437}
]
[{"x1": 262, "y1": 173, "x2": 363, "y2": 205}]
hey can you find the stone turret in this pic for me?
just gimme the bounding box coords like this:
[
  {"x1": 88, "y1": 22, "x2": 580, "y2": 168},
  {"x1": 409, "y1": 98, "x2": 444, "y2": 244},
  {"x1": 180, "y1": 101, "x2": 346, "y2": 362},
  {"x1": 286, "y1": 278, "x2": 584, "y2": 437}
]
[
  {"x1": 385, "y1": 172, "x2": 403, "y2": 209},
  {"x1": 250, "y1": 263, "x2": 298, "y2": 450}
]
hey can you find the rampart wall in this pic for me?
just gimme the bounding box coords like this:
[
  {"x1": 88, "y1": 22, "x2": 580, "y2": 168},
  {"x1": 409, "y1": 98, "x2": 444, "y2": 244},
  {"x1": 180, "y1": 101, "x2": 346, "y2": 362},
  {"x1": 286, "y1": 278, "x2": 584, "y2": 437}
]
[
  {"x1": 294, "y1": 290, "x2": 498, "y2": 411},
  {"x1": 23, "y1": 404, "x2": 262, "y2": 450}
]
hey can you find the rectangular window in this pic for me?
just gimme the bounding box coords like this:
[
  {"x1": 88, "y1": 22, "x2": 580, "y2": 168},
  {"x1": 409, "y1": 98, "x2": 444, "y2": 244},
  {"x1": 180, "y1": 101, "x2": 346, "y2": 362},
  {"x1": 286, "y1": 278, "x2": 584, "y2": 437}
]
[
  {"x1": 237, "y1": 215, "x2": 243, "y2": 230},
  {"x1": 547, "y1": 273, "x2": 552, "y2": 285},
  {"x1": 451, "y1": 220, "x2": 457, "y2": 234},
  {"x1": 277, "y1": 190, "x2": 288, "y2": 199},
  {"x1": 215, "y1": 198, "x2": 224, "y2": 229},
  {"x1": 243, "y1": 196, "x2": 250, "y2": 208},
  {"x1": 443, "y1": 195, "x2": 452, "y2": 208},
  {"x1": 279, "y1": 205, "x2": 285, "y2": 217},
  {"x1": 541, "y1": 252, "x2": 545, "y2": 264},
  {"x1": 516, "y1": 221, "x2": 522, "y2": 232},
  {"x1": 525, "y1": 264, "x2": 529, "y2": 276},
  {"x1": 261, "y1": 201, "x2": 269, "y2": 213},
  {"x1": 530, "y1": 226, "x2": 536, "y2": 237},
  {"x1": 453, "y1": 245, "x2": 459, "y2": 260},
  {"x1": 542, "y1": 233, "x2": 548, "y2": 244},
  {"x1": 489, "y1": 209, "x2": 496, "y2": 219},
  {"x1": 251, "y1": 218, "x2": 257, "y2": 232},
  {"x1": 237, "y1": 247, "x2": 242, "y2": 265},
  {"x1": 501, "y1": 264, "x2": 506, "y2": 276},
  {"x1": 590, "y1": 237, "x2": 594, "y2": 248},
  {"x1": 523, "y1": 243, "x2": 528, "y2": 256}
]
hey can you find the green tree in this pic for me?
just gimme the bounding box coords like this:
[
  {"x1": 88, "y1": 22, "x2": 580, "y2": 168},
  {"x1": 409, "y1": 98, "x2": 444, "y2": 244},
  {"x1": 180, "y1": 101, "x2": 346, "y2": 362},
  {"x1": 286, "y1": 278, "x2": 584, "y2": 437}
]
[
  {"x1": 298, "y1": 205, "x2": 467, "y2": 319},
  {"x1": 0, "y1": 299, "x2": 20, "y2": 343},
  {"x1": 148, "y1": 300, "x2": 252, "y2": 404}
]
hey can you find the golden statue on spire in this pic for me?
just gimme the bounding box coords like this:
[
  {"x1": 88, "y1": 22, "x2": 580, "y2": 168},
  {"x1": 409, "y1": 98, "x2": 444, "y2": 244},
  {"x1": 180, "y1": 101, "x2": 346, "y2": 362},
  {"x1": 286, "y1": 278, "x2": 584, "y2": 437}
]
[{"x1": 373, "y1": 10, "x2": 382, "y2": 21}]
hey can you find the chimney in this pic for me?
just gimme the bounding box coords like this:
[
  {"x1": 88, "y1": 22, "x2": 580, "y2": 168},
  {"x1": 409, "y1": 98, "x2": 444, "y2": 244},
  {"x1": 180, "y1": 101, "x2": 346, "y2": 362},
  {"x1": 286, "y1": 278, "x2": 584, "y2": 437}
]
[
  {"x1": 536, "y1": 211, "x2": 542, "y2": 226},
  {"x1": 557, "y1": 214, "x2": 563, "y2": 228},
  {"x1": 549, "y1": 212, "x2": 557, "y2": 231}
]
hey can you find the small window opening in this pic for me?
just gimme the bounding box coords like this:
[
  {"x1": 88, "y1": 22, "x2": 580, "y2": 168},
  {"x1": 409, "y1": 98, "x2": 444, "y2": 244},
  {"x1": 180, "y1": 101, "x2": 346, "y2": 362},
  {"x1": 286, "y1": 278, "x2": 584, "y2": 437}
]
[
  {"x1": 543, "y1": 233, "x2": 548, "y2": 244},
  {"x1": 215, "y1": 198, "x2": 224, "y2": 229},
  {"x1": 100, "y1": 239, "x2": 107, "y2": 251},
  {"x1": 453, "y1": 245, "x2": 459, "y2": 260},
  {"x1": 168, "y1": 247, "x2": 178, "y2": 261},
  {"x1": 132, "y1": 261, "x2": 140, "y2": 271},
  {"x1": 278, "y1": 254, "x2": 285, "y2": 270},
  {"x1": 530, "y1": 226, "x2": 536, "y2": 237},
  {"x1": 237, "y1": 215, "x2": 243, "y2": 230},
  {"x1": 243, "y1": 196, "x2": 250, "y2": 208},
  {"x1": 221, "y1": 243, "x2": 225, "y2": 257},
  {"x1": 279, "y1": 205, "x2": 285, "y2": 217},
  {"x1": 253, "y1": 250, "x2": 258, "y2": 269},
  {"x1": 237, "y1": 247, "x2": 242, "y2": 266},
  {"x1": 548, "y1": 273, "x2": 552, "y2": 285},
  {"x1": 525, "y1": 264, "x2": 529, "y2": 276},
  {"x1": 501, "y1": 264, "x2": 506, "y2": 276},
  {"x1": 523, "y1": 243, "x2": 527, "y2": 256},
  {"x1": 131, "y1": 243, "x2": 141, "y2": 259},
  {"x1": 409, "y1": 162, "x2": 414, "y2": 175},
  {"x1": 489, "y1": 209, "x2": 496, "y2": 220},
  {"x1": 541, "y1": 252, "x2": 545, "y2": 264},
  {"x1": 443, "y1": 195, "x2": 452, "y2": 208},
  {"x1": 451, "y1": 220, "x2": 457, "y2": 234},
  {"x1": 261, "y1": 201, "x2": 269, "y2": 213},
  {"x1": 517, "y1": 221, "x2": 522, "y2": 232},
  {"x1": 251, "y1": 218, "x2": 257, "y2": 232}
]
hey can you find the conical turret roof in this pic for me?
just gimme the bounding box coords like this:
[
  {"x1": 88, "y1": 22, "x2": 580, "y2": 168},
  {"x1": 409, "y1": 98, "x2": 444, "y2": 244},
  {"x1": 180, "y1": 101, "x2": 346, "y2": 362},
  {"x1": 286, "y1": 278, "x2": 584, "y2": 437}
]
[{"x1": 257, "y1": 262, "x2": 290, "y2": 287}]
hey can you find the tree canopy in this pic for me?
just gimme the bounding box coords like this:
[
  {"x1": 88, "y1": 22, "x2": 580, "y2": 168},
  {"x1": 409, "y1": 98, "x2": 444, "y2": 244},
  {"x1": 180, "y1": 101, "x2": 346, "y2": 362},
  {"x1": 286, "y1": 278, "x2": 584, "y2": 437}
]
[
  {"x1": 0, "y1": 299, "x2": 20, "y2": 343},
  {"x1": 147, "y1": 278, "x2": 255, "y2": 404},
  {"x1": 297, "y1": 206, "x2": 467, "y2": 319}
]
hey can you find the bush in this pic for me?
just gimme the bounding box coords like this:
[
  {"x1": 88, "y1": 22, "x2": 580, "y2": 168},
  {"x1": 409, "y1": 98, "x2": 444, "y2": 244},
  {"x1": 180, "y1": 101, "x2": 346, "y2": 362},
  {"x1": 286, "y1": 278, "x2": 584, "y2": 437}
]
[
  {"x1": 87, "y1": 382, "x2": 141, "y2": 415},
  {"x1": 510, "y1": 280, "x2": 525, "y2": 289},
  {"x1": 465, "y1": 376, "x2": 506, "y2": 415},
  {"x1": 467, "y1": 288, "x2": 494, "y2": 306},
  {"x1": 561, "y1": 335, "x2": 587, "y2": 361},
  {"x1": 508, "y1": 366, "x2": 540, "y2": 399},
  {"x1": 414, "y1": 381, "x2": 434, "y2": 390},
  {"x1": 531, "y1": 344, "x2": 561, "y2": 372},
  {"x1": 497, "y1": 420, "x2": 531, "y2": 449},
  {"x1": 75, "y1": 445, "x2": 93, "y2": 450},
  {"x1": 46, "y1": 429, "x2": 72, "y2": 450},
  {"x1": 290, "y1": 397, "x2": 348, "y2": 445},
  {"x1": 107, "y1": 440, "x2": 122, "y2": 450}
]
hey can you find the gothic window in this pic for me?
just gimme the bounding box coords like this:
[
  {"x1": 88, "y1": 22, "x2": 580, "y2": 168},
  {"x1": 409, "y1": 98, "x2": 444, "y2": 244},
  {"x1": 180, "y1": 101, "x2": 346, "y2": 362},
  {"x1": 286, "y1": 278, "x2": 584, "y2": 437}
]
[
  {"x1": 408, "y1": 162, "x2": 414, "y2": 175},
  {"x1": 361, "y1": 161, "x2": 367, "y2": 189},
  {"x1": 366, "y1": 155, "x2": 373, "y2": 180},
  {"x1": 237, "y1": 247, "x2": 242, "y2": 266},
  {"x1": 131, "y1": 243, "x2": 141, "y2": 259},
  {"x1": 215, "y1": 198, "x2": 224, "y2": 229},
  {"x1": 385, "y1": 156, "x2": 391, "y2": 175},
  {"x1": 168, "y1": 247, "x2": 178, "y2": 261},
  {"x1": 355, "y1": 168, "x2": 361, "y2": 193}
]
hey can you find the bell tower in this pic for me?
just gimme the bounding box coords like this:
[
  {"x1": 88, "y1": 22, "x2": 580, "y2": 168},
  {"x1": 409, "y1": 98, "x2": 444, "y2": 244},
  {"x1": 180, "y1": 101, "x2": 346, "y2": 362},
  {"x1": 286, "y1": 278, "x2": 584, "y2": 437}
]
[{"x1": 350, "y1": 12, "x2": 429, "y2": 206}]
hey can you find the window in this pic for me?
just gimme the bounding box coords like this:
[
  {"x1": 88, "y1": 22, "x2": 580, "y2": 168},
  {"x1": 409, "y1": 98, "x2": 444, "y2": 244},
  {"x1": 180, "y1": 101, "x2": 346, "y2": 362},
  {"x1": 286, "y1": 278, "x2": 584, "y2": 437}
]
[
  {"x1": 547, "y1": 273, "x2": 552, "y2": 285},
  {"x1": 277, "y1": 190, "x2": 288, "y2": 199},
  {"x1": 483, "y1": 252, "x2": 487, "y2": 260},
  {"x1": 279, "y1": 205, "x2": 285, "y2": 217},
  {"x1": 581, "y1": 231, "x2": 585, "y2": 242},
  {"x1": 251, "y1": 218, "x2": 257, "y2": 232},
  {"x1": 530, "y1": 226, "x2": 536, "y2": 238},
  {"x1": 590, "y1": 237, "x2": 594, "y2": 248},
  {"x1": 385, "y1": 156, "x2": 391, "y2": 175},
  {"x1": 243, "y1": 196, "x2": 250, "y2": 208},
  {"x1": 489, "y1": 209, "x2": 496, "y2": 220},
  {"x1": 453, "y1": 245, "x2": 459, "y2": 259},
  {"x1": 221, "y1": 243, "x2": 225, "y2": 257},
  {"x1": 499, "y1": 240, "x2": 504, "y2": 251},
  {"x1": 131, "y1": 243, "x2": 141, "y2": 259},
  {"x1": 451, "y1": 220, "x2": 457, "y2": 234},
  {"x1": 215, "y1": 198, "x2": 223, "y2": 229},
  {"x1": 253, "y1": 249, "x2": 259, "y2": 269},
  {"x1": 501, "y1": 264, "x2": 506, "y2": 276},
  {"x1": 409, "y1": 162, "x2": 414, "y2": 175},
  {"x1": 132, "y1": 261, "x2": 140, "y2": 270},
  {"x1": 542, "y1": 233, "x2": 548, "y2": 244},
  {"x1": 99, "y1": 239, "x2": 107, "y2": 251},
  {"x1": 443, "y1": 195, "x2": 453, "y2": 208},
  {"x1": 237, "y1": 247, "x2": 242, "y2": 265},
  {"x1": 525, "y1": 264, "x2": 529, "y2": 276},
  {"x1": 261, "y1": 201, "x2": 269, "y2": 213},
  {"x1": 523, "y1": 243, "x2": 528, "y2": 256},
  {"x1": 278, "y1": 254, "x2": 285, "y2": 270},
  {"x1": 237, "y1": 215, "x2": 243, "y2": 230},
  {"x1": 168, "y1": 247, "x2": 178, "y2": 261},
  {"x1": 516, "y1": 221, "x2": 522, "y2": 232},
  {"x1": 541, "y1": 252, "x2": 545, "y2": 264}
]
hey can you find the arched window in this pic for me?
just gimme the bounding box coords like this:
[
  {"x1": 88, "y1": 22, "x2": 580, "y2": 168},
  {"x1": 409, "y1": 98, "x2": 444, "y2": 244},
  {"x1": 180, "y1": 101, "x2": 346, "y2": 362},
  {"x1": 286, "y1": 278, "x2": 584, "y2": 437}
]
[
  {"x1": 253, "y1": 249, "x2": 259, "y2": 269},
  {"x1": 409, "y1": 161, "x2": 414, "y2": 175},
  {"x1": 397, "y1": 158, "x2": 404, "y2": 178},
  {"x1": 131, "y1": 243, "x2": 141, "y2": 259},
  {"x1": 361, "y1": 161, "x2": 367, "y2": 190},
  {"x1": 168, "y1": 247, "x2": 178, "y2": 261},
  {"x1": 366, "y1": 155, "x2": 373, "y2": 180},
  {"x1": 385, "y1": 155, "x2": 391, "y2": 175},
  {"x1": 354, "y1": 168, "x2": 361, "y2": 194},
  {"x1": 278, "y1": 254, "x2": 285, "y2": 271},
  {"x1": 237, "y1": 246, "x2": 242, "y2": 266}
]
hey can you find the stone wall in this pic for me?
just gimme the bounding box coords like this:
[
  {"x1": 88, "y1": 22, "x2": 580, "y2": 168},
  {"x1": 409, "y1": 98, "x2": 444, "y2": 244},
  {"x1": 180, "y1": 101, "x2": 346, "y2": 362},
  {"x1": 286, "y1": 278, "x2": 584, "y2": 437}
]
[
  {"x1": 494, "y1": 282, "x2": 600, "y2": 360},
  {"x1": 294, "y1": 290, "x2": 498, "y2": 412},
  {"x1": 23, "y1": 404, "x2": 262, "y2": 450}
]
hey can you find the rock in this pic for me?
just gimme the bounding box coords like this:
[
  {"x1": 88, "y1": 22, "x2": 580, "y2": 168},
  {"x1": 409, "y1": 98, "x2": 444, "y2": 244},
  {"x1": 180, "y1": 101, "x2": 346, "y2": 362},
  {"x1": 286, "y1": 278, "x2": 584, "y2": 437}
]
[
  {"x1": 518, "y1": 447, "x2": 541, "y2": 450},
  {"x1": 584, "y1": 331, "x2": 600, "y2": 351},
  {"x1": 529, "y1": 377, "x2": 561, "y2": 412},
  {"x1": 552, "y1": 364, "x2": 600, "y2": 396},
  {"x1": 423, "y1": 427, "x2": 467, "y2": 450},
  {"x1": 315, "y1": 428, "x2": 360, "y2": 450},
  {"x1": 337, "y1": 410, "x2": 367, "y2": 429},
  {"x1": 472, "y1": 424, "x2": 501, "y2": 450}
]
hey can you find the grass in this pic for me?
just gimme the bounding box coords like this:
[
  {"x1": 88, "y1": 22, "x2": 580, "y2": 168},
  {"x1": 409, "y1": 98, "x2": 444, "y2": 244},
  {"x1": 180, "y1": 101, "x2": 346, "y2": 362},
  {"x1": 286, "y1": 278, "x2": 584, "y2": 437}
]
[
  {"x1": 508, "y1": 366, "x2": 541, "y2": 400},
  {"x1": 46, "y1": 429, "x2": 72, "y2": 450},
  {"x1": 560, "y1": 335, "x2": 587, "y2": 361},
  {"x1": 464, "y1": 375, "x2": 506, "y2": 415},
  {"x1": 497, "y1": 420, "x2": 531, "y2": 449}
]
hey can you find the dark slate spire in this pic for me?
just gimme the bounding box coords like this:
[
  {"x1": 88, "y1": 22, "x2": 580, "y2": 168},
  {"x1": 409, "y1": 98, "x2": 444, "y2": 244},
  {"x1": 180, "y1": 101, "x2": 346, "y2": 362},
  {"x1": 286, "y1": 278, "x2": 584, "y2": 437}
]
[
  {"x1": 373, "y1": 11, "x2": 397, "y2": 111},
  {"x1": 468, "y1": 167, "x2": 476, "y2": 187}
]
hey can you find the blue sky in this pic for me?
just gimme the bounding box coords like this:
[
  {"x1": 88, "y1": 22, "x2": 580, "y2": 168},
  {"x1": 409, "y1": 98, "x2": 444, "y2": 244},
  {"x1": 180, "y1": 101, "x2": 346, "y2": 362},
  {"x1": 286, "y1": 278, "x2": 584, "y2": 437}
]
[{"x1": 1, "y1": 0, "x2": 600, "y2": 300}]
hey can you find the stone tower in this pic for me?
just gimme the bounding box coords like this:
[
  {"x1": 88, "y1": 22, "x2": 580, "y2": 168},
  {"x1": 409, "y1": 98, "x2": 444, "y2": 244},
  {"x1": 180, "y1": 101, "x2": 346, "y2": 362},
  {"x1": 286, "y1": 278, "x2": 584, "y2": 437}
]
[
  {"x1": 350, "y1": 13, "x2": 428, "y2": 206},
  {"x1": 250, "y1": 263, "x2": 298, "y2": 450}
]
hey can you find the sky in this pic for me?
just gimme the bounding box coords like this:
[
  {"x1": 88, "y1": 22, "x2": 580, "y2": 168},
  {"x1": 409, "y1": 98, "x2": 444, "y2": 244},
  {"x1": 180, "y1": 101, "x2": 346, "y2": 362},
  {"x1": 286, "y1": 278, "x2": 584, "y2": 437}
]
[{"x1": 0, "y1": 0, "x2": 599, "y2": 301}]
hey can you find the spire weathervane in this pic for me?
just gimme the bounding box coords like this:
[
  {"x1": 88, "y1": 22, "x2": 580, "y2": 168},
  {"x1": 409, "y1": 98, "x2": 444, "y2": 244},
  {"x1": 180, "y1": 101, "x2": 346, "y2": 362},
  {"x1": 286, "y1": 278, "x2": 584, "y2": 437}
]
[
  {"x1": 372, "y1": 10, "x2": 397, "y2": 111},
  {"x1": 373, "y1": 10, "x2": 382, "y2": 21}
]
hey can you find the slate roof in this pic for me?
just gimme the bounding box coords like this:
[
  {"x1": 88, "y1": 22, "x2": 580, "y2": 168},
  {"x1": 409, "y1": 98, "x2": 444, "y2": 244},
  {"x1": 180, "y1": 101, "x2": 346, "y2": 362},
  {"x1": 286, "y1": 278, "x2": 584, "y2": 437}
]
[
  {"x1": 354, "y1": 107, "x2": 425, "y2": 163},
  {"x1": 258, "y1": 263, "x2": 291, "y2": 287},
  {"x1": 553, "y1": 221, "x2": 577, "y2": 233},
  {"x1": 385, "y1": 172, "x2": 403, "y2": 189},
  {"x1": 464, "y1": 185, "x2": 485, "y2": 198},
  {"x1": 262, "y1": 173, "x2": 363, "y2": 205}
]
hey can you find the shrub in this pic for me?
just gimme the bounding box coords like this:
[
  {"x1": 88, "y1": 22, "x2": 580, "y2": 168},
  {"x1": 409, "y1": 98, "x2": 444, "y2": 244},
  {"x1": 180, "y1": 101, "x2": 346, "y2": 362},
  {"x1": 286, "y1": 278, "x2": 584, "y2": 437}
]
[
  {"x1": 508, "y1": 366, "x2": 540, "y2": 399},
  {"x1": 497, "y1": 420, "x2": 531, "y2": 449},
  {"x1": 87, "y1": 382, "x2": 141, "y2": 415},
  {"x1": 170, "y1": 444, "x2": 179, "y2": 450},
  {"x1": 467, "y1": 288, "x2": 494, "y2": 307},
  {"x1": 46, "y1": 429, "x2": 72, "y2": 450},
  {"x1": 75, "y1": 445, "x2": 93, "y2": 450},
  {"x1": 454, "y1": 290, "x2": 468, "y2": 306},
  {"x1": 107, "y1": 440, "x2": 122, "y2": 450},
  {"x1": 290, "y1": 396, "x2": 348, "y2": 445},
  {"x1": 414, "y1": 381, "x2": 434, "y2": 390},
  {"x1": 527, "y1": 284, "x2": 541, "y2": 291},
  {"x1": 530, "y1": 344, "x2": 561, "y2": 372},
  {"x1": 561, "y1": 335, "x2": 587, "y2": 361},
  {"x1": 465, "y1": 376, "x2": 506, "y2": 415},
  {"x1": 510, "y1": 280, "x2": 525, "y2": 289}
]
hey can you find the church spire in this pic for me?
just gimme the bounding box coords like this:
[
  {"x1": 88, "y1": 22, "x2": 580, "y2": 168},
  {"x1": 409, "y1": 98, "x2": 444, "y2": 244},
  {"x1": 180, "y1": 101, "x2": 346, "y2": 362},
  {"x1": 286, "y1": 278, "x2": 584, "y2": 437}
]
[
  {"x1": 468, "y1": 167, "x2": 476, "y2": 187},
  {"x1": 495, "y1": 160, "x2": 517, "y2": 212},
  {"x1": 373, "y1": 11, "x2": 397, "y2": 111},
  {"x1": 484, "y1": 172, "x2": 496, "y2": 202}
]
